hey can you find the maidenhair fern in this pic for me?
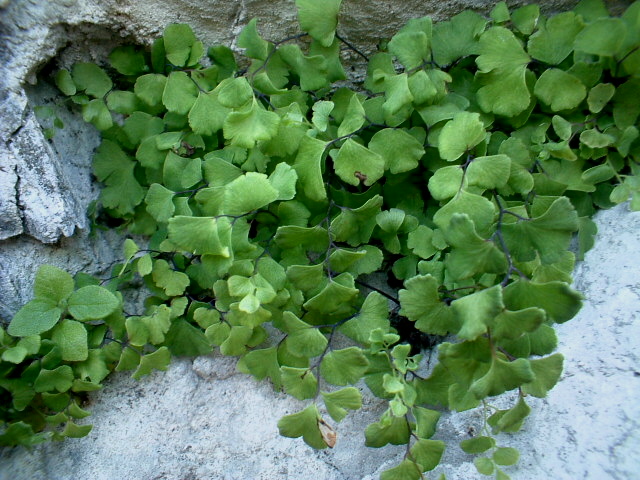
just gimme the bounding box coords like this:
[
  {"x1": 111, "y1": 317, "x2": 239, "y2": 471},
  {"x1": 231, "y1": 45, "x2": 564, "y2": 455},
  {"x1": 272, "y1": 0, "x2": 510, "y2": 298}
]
[{"x1": 1, "y1": 0, "x2": 639, "y2": 478}]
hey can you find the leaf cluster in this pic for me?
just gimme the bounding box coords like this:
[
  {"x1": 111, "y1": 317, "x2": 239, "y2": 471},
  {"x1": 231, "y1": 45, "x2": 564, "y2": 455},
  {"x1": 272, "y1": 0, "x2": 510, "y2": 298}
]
[{"x1": 3, "y1": 0, "x2": 639, "y2": 478}]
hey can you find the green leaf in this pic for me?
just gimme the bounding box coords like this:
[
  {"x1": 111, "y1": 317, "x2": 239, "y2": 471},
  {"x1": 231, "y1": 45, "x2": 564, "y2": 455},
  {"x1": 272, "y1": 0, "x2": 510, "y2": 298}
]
[
  {"x1": 474, "y1": 457, "x2": 495, "y2": 475},
  {"x1": 277, "y1": 404, "x2": 328, "y2": 449},
  {"x1": 431, "y1": 10, "x2": 487, "y2": 66},
  {"x1": 331, "y1": 195, "x2": 383, "y2": 246},
  {"x1": 8, "y1": 299, "x2": 62, "y2": 337},
  {"x1": 33, "y1": 265, "x2": 74, "y2": 304},
  {"x1": 587, "y1": 83, "x2": 615, "y2": 114},
  {"x1": 162, "y1": 71, "x2": 198, "y2": 114},
  {"x1": 281, "y1": 366, "x2": 317, "y2": 400},
  {"x1": 92, "y1": 140, "x2": 145, "y2": 215},
  {"x1": 380, "y1": 460, "x2": 422, "y2": 480},
  {"x1": 168, "y1": 216, "x2": 232, "y2": 256},
  {"x1": 428, "y1": 166, "x2": 464, "y2": 201},
  {"x1": 294, "y1": 135, "x2": 327, "y2": 202},
  {"x1": 322, "y1": 387, "x2": 362, "y2": 422},
  {"x1": 413, "y1": 407, "x2": 441, "y2": 439},
  {"x1": 521, "y1": 353, "x2": 564, "y2": 397},
  {"x1": 268, "y1": 162, "x2": 298, "y2": 201},
  {"x1": 388, "y1": 17, "x2": 432, "y2": 69},
  {"x1": 512, "y1": 4, "x2": 540, "y2": 34},
  {"x1": 527, "y1": 12, "x2": 584, "y2": 64},
  {"x1": 71, "y1": 63, "x2": 112, "y2": 98},
  {"x1": 460, "y1": 436, "x2": 495, "y2": 454},
  {"x1": 399, "y1": 275, "x2": 455, "y2": 336},
  {"x1": 580, "y1": 129, "x2": 614, "y2": 148},
  {"x1": 145, "y1": 183, "x2": 175, "y2": 222},
  {"x1": 334, "y1": 138, "x2": 385, "y2": 186},
  {"x1": 282, "y1": 312, "x2": 328, "y2": 357},
  {"x1": 106, "y1": 90, "x2": 139, "y2": 114},
  {"x1": 82, "y1": 99, "x2": 113, "y2": 130},
  {"x1": 438, "y1": 112, "x2": 486, "y2": 161},
  {"x1": 151, "y1": 259, "x2": 190, "y2": 296},
  {"x1": 503, "y1": 280, "x2": 582, "y2": 323},
  {"x1": 444, "y1": 214, "x2": 507, "y2": 280},
  {"x1": 451, "y1": 285, "x2": 504, "y2": 340},
  {"x1": 238, "y1": 18, "x2": 270, "y2": 61},
  {"x1": 163, "y1": 319, "x2": 212, "y2": 357},
  {"x1": 320, "y1": 347, "x2": 369, "y2": 386},
  {"x1": 466, "y1": 155, "x2": 511, "y2": 189},
  {"x1": 477, "y1": 26, "x2": 530, "y2": 73},
  {"x1": 34, "y1": 365, "x2": 74, "y2": 393},
  {"x1": 502, "y1": 197, "x2": 579, "y2": 264},
  {"x1": 223, "y1": 172, "x2": 279, "y2": 214},
  {"x1": 188, "y1": 91, "x2": 229, "y2": 136},
  {"x1": 476, "y1": 68, "x2": 530, "y2": 117},
  {"x1": 369, "y1": 129, "x2": 425, "y2": 174},
  {"x1": 295, "y1": 0, "x2": 342, "y2": 47},
  {"x1": 109, "y1": 45, "x2": 147, "y2": 75},
  {"x1": 410, "y1": 439, "x2": 445, "y2": 472},
  {"x1": 55, "y1": 69, "x2": 76, "y2": 96},
  {"x1": 340, "y1": 292, "x2": 390, "y2": 345},
  {"x1": 240, "y1": 347, "x2": 282, "y2": 389},
  {"x1": 51, "y1": 320, "x2": 88, "y2": 362},
  {"x1": 491, "y1": 307, "x2": 545, "y2": 341},
  {"x1": 275, "y1": 225, "x2": 330, "y2": 252},
  {"x1": 68, "y1": 286, "x2": 119, "y2": 321},
  {"x1": 489, "y1": 396, "x2": 531, "y2": 433},
  {"x1": 223, "y1": 99, "x2": 280, "y2": 148},
  {"x1": 493, "y1": 447, "x2": 520, "y2": 466},
  {"x1": 382, "y1": 74, "x2": 414, "y2": 122},
  {"x1": 132, "y1": 346, "x2": 171, "y2": 380},
  {"x1": 163, "y1": 24, "x2": 202, "y2": 66},
  {"x1": 470, "y1": 356, "x2": 534, "y2": 398},
  {"x1": 534, "y1": 69, "x2": 586, "y2": 112},
  {"x1": 433, "y1": 189, "x2": 496, "y2": 235},
  {"x1": 134, "y1": 74, "x2": 167, "y2": 107},
  {"x1": 337, "y1": 94, "x2": 366, "y2": 138},
  {"x1": 574, "y1": 18, "x2": 627, "y2": 56},
  {"x1": 365, "y1": 414, "x2": 411, "y2": 447}
]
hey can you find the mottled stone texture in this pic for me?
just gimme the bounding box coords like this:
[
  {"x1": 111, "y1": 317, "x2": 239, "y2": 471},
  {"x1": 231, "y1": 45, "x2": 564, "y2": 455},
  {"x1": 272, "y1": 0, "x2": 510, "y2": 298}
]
[{"x1": 0, "y1": 0, "x2": 638, "y2": 479}]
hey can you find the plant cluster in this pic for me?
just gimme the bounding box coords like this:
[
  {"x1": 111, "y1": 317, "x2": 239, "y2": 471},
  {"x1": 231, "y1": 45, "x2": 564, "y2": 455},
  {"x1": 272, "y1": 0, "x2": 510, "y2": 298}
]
[{"x1": 1, "y1": 0, "x2": 639, "y2": 478}]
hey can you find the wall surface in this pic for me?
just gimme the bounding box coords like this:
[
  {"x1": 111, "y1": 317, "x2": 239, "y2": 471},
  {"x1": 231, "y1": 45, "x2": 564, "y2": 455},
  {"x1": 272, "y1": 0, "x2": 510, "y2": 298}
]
[{"x1": 0, "y1": 0, "x2": 638, "y2": 479}]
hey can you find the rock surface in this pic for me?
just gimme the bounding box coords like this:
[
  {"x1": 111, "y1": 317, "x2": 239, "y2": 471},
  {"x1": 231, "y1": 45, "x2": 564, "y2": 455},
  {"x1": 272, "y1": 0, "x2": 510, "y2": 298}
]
[{"x1": 0, "y1": 204, "x2": 638, "y2": 480}]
